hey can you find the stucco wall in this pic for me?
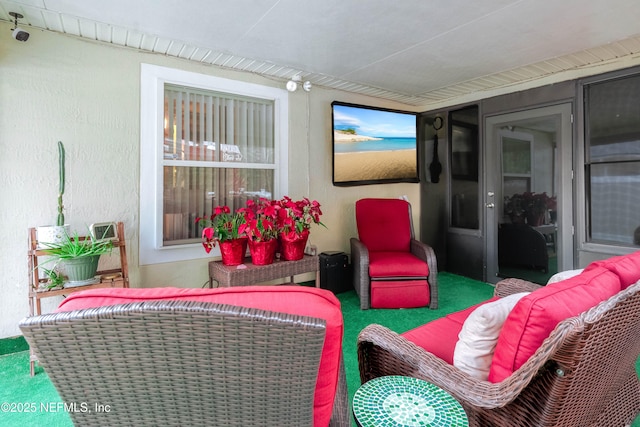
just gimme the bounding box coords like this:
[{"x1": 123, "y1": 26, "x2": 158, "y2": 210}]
[{"x1": 0, "y1": 24, "x2": 421, "y2": 339}]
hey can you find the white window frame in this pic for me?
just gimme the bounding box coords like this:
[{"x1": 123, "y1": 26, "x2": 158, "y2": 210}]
[{"x1": 140, "y1": 64, "x2": 289, "y2": 265}]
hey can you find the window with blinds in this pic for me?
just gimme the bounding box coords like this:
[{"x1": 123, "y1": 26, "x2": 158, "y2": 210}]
[
  {"x1": 163, "y1": 85, "x2": 275, "y2": 246},
  {"x1": 584, "y1": 72, "x2": 640, "y2": 247},
  {"x1": 140, "y1": 64, "x2": 288, "y2": 265}
]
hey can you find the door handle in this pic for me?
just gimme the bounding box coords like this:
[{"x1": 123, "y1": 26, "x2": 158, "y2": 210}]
[{"x1": 486, "y1": 203, "x2": 495, "y2": 208}]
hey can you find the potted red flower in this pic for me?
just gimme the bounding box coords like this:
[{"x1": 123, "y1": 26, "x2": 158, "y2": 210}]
[
  {"x1": 196, "y1": 206, "x2": 247, "y2": 266},
  {"x1": 505, "y1": 192, "x2": 557, "y2": 226},
  {"x1": 276, "y1": 196, "x2": 324, "y2": 261},
  {"x1": 238, "y1": 198, "x2": 280, "y2": 265},
  {"x1": 522, "y1": 192, "x2": 556, "y2": 226}
]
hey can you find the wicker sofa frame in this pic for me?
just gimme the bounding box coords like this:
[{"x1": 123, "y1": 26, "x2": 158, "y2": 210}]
[
  {"x1": 358, "y1": 278, "x2": 640, "y2": 427},
  {"x1": 20, "y1": 300, "x2": 349, "y2": 427}
]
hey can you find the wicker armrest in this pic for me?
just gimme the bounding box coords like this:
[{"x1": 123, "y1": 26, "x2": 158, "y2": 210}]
[
  {"x1": 330, "y1": 355, "x2": 350, "y2": 427},
  {"x1": 350, "y1": 237, "x2": 370, "y2": 309},
  {"x1": 357, "y1": 323, "x2": 565, "y2": 410},
  {"x1": 410, "y1": 239, "x2": 438, "y2": 309},
  {"x1": 494, "y1": 277, "x2": 543, "y2": 298}
]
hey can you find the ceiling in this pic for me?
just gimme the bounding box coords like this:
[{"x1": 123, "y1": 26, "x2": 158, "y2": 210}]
[{"x1": 2, "y1": 0, "x2": 640, "y2": 106}]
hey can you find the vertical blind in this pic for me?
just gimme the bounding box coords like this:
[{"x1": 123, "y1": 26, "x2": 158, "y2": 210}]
[{"x1": 163, "y1": 85, "x2": 275, "y2": 245}]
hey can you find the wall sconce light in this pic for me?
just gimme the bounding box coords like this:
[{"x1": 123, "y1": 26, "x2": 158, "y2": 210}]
[{"x1": 286, "y1": 75, "x2": 311, "y2": 92}]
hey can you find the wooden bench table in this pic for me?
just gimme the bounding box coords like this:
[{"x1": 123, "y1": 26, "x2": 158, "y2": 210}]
[{"x1": 209, "y1": 255, "x2": 320, "y2": 287}]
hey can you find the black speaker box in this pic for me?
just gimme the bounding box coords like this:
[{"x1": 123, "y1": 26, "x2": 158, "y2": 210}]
[{"x1": 319, "y1": 251, "x2": 352, "y2": 294}]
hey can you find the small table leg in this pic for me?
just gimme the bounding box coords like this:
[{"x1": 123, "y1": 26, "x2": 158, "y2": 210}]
[{"x1": 30, "y1": 353, "x2": 36, "y2": 377}]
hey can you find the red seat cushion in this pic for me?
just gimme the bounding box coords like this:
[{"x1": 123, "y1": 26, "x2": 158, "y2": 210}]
[
  {"x1": 445, "y1": 297, "x2": 500, "y2": 325},
  {"x1": 402, "y1": 317, "x2": 462, "y2": 364},
  {"x1": 371, "y1": 280, "x2": 429, "y2": 308},
  {"x1": 356, "y1": 198, "x2": 412, "y2": 252},
  {"x1": 57, "y1": 286, "x2": 343, "y2": 427},
  {"x1": 401, "y1": 297, "x2": 500, "y2": 363},
  {"x1": 488, "y1": 267, "x2": 621, "y2": 382},
  {"x1": 369, "y1": 251, "x2": 429, "y2": 278}
]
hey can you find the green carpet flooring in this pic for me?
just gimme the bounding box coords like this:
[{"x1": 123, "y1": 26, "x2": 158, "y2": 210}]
[
  {"x1": 338, "y1": 271, "x2": 495, "y2": 409},
  {"x1": 1, "y1": 272, "x2": 638, "y2": 426}
]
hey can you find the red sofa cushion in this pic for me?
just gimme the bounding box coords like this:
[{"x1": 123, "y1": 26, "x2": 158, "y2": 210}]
[
  {"x1": 488, "y1": 267, "x2": 621, "y2": 382},
  {"x1": 401, "y1": 297, "x2": 500, "y2": 363},
  {"x1": 356, "y1": 198, "x2": 412, "y2": 252},
  {"x1": 446, "y1": 297, "x2": 500, "y2": 325},
  {"x1": 583, "y1": 250, "x2": 640, "y2": 289},
  {"x1": 57, "y1": 286, "x2": 343, "y2": 427},
  {"x1": 371, "y1": 280, "x2": 429, "y2": 309},
  {"x1": 368, "y1": 251, "x2": 429, "y2": 278}
]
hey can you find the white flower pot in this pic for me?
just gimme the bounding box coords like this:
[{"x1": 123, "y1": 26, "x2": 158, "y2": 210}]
[{"x1": 36, "y1": 225, "x2": 71, "y2": 248}]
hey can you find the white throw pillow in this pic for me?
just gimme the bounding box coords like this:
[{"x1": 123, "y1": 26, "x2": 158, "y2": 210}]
[
  {"x1": 453, "y1": 292, "x2": 530, "y2": 380},
  {"x1": 546, "y1": 269, "x2": 584, "y2": 285}
]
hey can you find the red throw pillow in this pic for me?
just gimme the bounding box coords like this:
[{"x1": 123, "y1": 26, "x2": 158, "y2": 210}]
[
  {"x1": 488, "y1": 267, "x2": 621, "y2": 382},
  {"x1": 583, "y1": 250, "x2": 640, "y2": 289}
]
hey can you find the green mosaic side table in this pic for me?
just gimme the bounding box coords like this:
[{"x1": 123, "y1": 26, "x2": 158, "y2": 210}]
[{"x1": 352, "y1": 375, "x2": 468, "y2": 427}]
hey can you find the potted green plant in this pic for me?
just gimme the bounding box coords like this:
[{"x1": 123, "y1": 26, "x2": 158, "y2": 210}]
[
  {"x1": 36, "y1": 141, "x2": 70, "y2": 246},
  {"x1": 41, "y1": 228, "x2": 113, "y2": 286},
  {"x1": 42, "y1": 267, "x2": 65, "y2": 290}
]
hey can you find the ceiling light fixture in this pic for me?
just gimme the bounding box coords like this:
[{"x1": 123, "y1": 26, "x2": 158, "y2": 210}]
[{"x1": 286, "y1": 75, "x2": 311, "y2": 92}]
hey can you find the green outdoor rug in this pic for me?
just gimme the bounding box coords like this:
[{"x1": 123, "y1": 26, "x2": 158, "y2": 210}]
[{"x1": 1, "y1": 272, "x2": 638, "y2": 427}]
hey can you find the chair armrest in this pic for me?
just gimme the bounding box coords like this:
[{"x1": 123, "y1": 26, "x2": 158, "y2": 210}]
[
  {"x1": 329, "y1": 354, "x2": 350, "y2": 427},
  {"x1": 410, "y1": 239, "x2": 438, "y2": 309},
  {"x1": 350, "y1": 237, "x2": 370, "y2": 309},
  {"x1": 494, "y1": 278, "x2": 543, "y2": 298},
  {"x1": 357, "y1": 323, "x2": 559, "y2": 410}
]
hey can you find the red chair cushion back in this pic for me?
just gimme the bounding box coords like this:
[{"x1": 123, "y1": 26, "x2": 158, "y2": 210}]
[{"x1": 356, "y1": 198, "x2": 412, "y2": 252}]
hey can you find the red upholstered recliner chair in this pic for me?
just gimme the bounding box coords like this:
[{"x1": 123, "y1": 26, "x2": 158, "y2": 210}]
[{"x1": 350, "y1": 198, "x2": 438, "y2": 310}]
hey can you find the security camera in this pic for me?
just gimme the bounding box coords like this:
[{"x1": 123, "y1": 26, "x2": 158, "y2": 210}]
[
  {"x1": 12, "y1": 27, "x2": 29, "y2": 42},
  {"x1": 9, "y1": 12, "x2": 29, "y2": 42}
]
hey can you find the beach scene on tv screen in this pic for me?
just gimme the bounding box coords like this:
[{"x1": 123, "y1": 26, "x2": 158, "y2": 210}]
[{"x1": 333, "y1": 103, "x2": 417, "y2": 183}]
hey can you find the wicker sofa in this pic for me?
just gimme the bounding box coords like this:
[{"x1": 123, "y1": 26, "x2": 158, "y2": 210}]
[
  {"x1": 20, "y1": 286, "x2": 349, "y2": 427},
  {"x1": 358, "y1": 251, "x2": 640, "y2": 426}
]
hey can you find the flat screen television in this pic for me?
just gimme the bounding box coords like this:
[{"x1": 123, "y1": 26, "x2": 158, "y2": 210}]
[{"x1": 331, "y1": 101, "x2": 419, "y2": 186}]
